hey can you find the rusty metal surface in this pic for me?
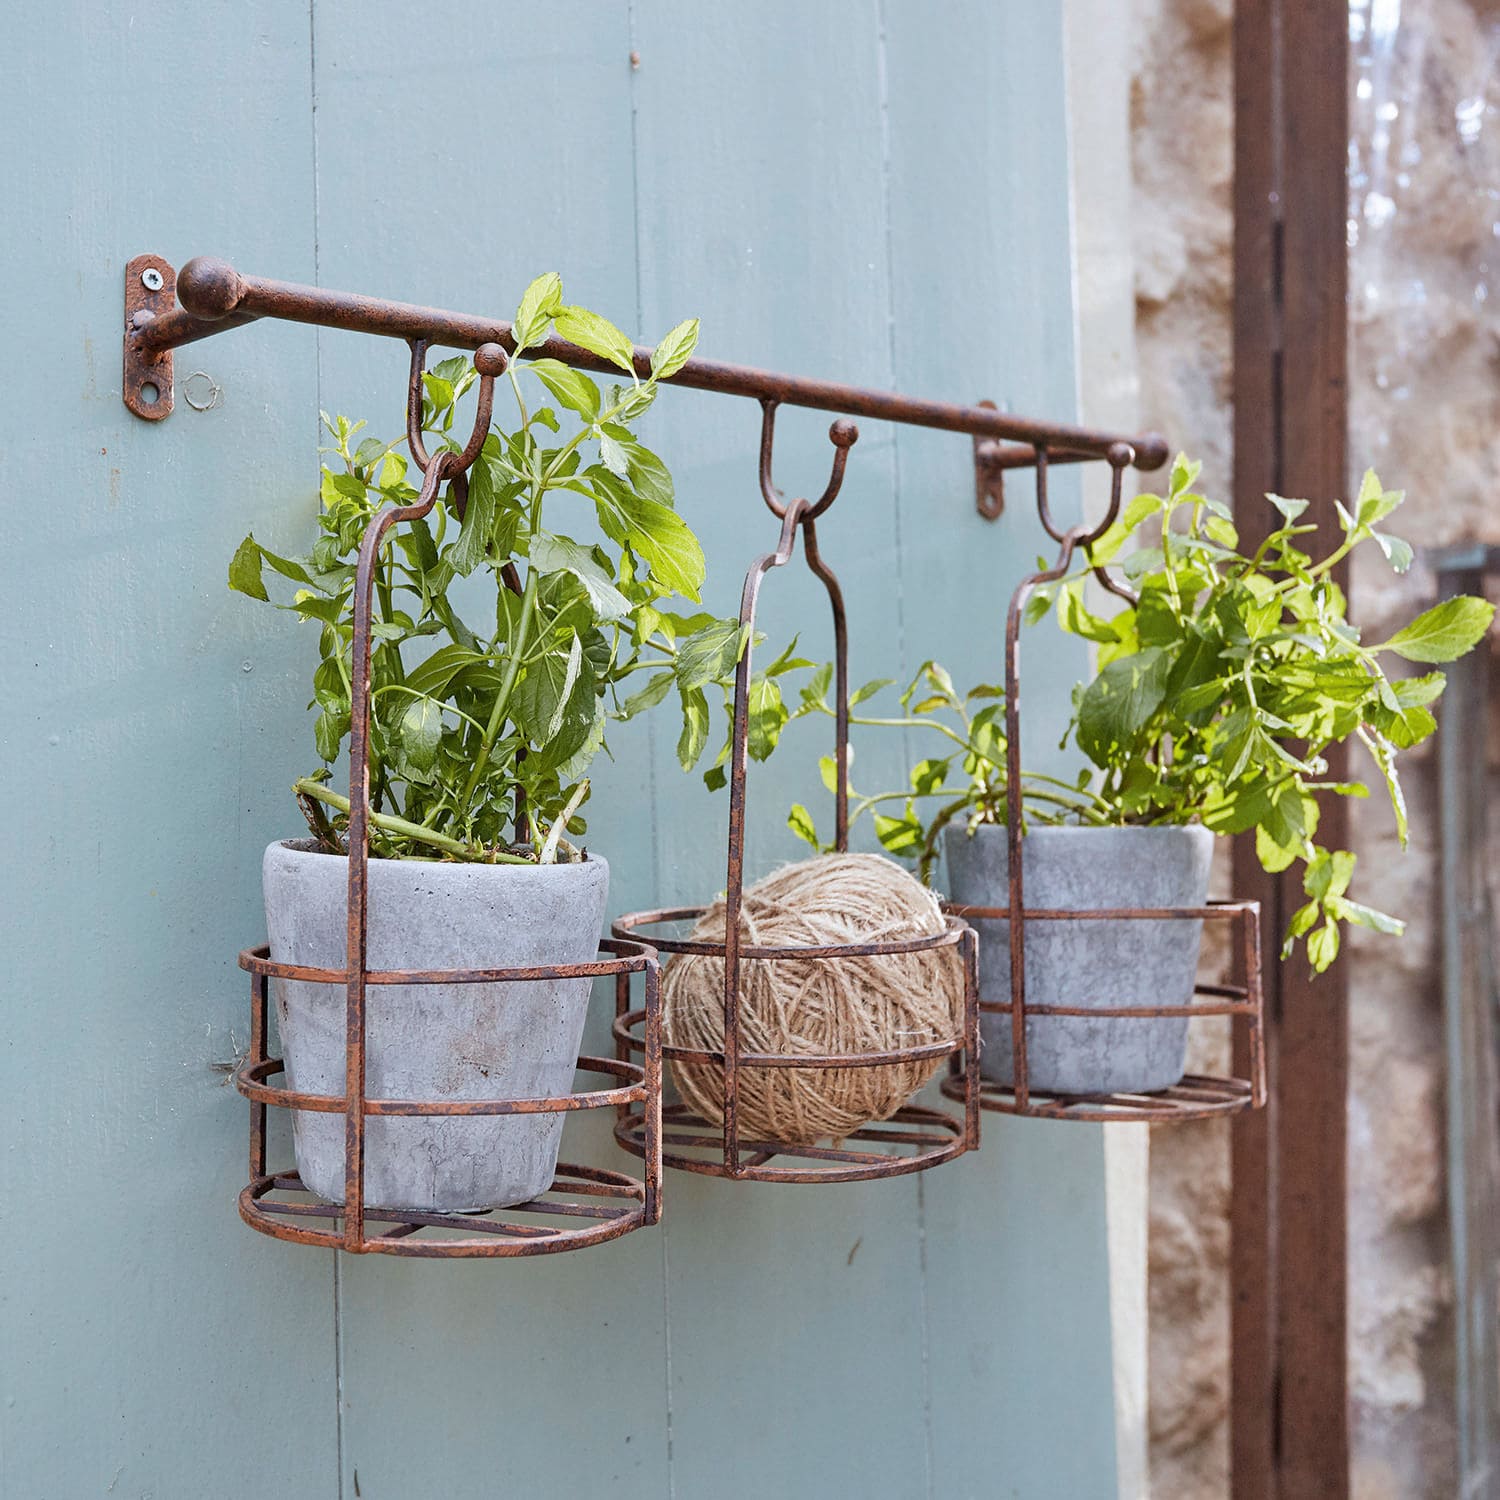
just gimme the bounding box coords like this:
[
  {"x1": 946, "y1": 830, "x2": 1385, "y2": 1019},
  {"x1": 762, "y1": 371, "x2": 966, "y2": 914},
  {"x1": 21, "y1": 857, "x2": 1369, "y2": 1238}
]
[
  {"x1": 124, "y1": 254, "x2": 1168, "y2": 470},
  {"x1": 122, "y1": 255, "x2": 176, "y2": 420},
  {"x1": 234, "y1": 343, "x2": 664, "y2": 1256},
  {"x1": 613, "y1": 405, "x2": 983, "y2": 1183}
]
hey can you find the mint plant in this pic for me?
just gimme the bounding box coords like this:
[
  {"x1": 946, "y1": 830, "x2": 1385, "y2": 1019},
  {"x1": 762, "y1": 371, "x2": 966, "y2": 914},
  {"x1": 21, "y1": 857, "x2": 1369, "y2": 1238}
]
[
  {"x1": 788, "y1": 458, "x2": 1493, "y2": 971},
  {"x1": 229, "y1": 275, "x2": 757, "y2": 864}
]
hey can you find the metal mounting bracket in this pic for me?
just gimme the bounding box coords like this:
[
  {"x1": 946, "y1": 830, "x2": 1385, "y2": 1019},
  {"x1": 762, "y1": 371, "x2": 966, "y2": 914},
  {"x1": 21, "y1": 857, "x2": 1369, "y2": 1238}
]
[
  {"x1": 123, "y1": 254, "x2": 176, "y2": 421},
  {"x1": 973, "y1": 399, "x2": 1004, "y2": 520}
]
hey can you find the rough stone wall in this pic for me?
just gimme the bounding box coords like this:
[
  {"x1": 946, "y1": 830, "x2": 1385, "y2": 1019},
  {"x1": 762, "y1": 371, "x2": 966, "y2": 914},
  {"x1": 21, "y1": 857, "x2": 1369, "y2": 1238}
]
[
  {"x1": 1131, "y1": 1, "x2": 1500, "y2": 1496},
  {"x1": 1346, "y1": 4, "x2": 1500, "y2": 1494}
]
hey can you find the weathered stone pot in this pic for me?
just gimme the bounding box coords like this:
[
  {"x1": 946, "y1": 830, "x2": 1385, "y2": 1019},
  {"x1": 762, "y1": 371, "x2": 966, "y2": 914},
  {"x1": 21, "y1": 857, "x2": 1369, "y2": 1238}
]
[
  {"x1": 263, "y1": 840, "x2": 610, "y2": 1212},
  {"x1": 943, "y1": 824, "x2": 1214, "y2": 1095}
]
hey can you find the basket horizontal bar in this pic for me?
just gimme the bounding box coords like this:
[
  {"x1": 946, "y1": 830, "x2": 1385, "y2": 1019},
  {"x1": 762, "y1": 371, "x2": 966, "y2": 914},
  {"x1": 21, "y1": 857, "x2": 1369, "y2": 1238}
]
[
  {"x1": 611, "y1": 909, "x2": 968, "y2": 959},
  {"x1": 135, "y1": 257, "x2": 1168, "y2": 468},
  {"x1": 236, "y1": 1054, "x2": 645, "y2": 1115},
  {"x1": 946, "y1": 901, "x2": 1258, "y2": 922},
  {"x1": 979, "y1": 998, "x2": 1260, "y2": 1019},
  {"x1": 939, "y1": 1071, "x2": 1256, "y2": 1122},
  {"x1": 238, "y1": 938, "x2": 655, "y2": 984}
]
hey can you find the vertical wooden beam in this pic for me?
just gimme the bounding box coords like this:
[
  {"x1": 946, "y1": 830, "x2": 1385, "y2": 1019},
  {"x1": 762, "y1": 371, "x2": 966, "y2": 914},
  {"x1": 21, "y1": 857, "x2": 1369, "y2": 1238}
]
[
  {"x1": 1231, "y1": 2, "x2": 1350, "y2": 1497},
  {"x1": 1230, "y1": 2, "x2": 1282, "y2": 1493}
]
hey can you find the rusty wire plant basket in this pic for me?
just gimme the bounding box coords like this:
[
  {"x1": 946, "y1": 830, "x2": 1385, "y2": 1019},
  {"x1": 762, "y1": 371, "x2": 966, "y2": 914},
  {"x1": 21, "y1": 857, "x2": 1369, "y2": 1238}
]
[
  {"x1": 233, "y1": 343, "x2": 664, "y2": 1256},
  {"x1": 937, "y1": 443, "x2": 1267, "y2": 1123},
  {"x1": 612, "y1": 404, "x2": 983, "y2": 1181}
]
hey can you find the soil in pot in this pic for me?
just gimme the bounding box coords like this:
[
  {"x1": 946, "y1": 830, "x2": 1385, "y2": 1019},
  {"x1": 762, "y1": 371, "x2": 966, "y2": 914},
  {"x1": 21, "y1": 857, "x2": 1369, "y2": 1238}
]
[
  {"x1": 943, "y1": 824, "x2": 1214, "y2": 1095},
  {"x1": 262, "y1": 840, "x2": 610, "y2": 1212}
]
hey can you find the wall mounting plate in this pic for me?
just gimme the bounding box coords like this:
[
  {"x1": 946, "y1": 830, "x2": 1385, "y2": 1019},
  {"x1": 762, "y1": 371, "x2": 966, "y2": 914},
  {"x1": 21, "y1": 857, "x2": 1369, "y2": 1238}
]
[
  {"x1": 973, "y1": 398, "x2": 1003, "y2": 519},
  {"x1": 123, "y1": 254, "x2": 176, "y2": 421}
]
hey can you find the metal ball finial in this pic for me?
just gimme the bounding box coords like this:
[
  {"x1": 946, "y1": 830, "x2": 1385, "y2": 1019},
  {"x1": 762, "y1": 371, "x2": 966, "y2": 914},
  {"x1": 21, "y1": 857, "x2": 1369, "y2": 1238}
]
[
  {"x1": 829, "y1": 419, "x2": 859, "y2": 449},
  {"x1": 474, "y1": 342, "x2": 508, "y2": 377},
  {"x1": 177, "y1": 257, "x2": 244, "y2": 319}
]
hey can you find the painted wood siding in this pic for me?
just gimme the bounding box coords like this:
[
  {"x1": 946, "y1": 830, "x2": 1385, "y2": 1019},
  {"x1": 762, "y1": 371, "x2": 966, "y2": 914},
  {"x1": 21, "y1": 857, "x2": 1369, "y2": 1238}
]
[{"x1": 1, "y1": 5, "x2": 1119, "y2": 1496}]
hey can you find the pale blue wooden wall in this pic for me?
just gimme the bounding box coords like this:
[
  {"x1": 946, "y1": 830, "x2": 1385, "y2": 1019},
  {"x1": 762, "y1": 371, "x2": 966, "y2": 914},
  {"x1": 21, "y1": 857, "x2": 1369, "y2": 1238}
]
[{"x1": 1, "y1": 5, "x2": 1119, "y2": 1496}]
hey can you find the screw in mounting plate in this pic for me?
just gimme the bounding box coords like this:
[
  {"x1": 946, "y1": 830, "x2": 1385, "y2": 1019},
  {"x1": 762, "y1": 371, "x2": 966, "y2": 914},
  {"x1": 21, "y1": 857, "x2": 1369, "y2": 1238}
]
[{"x1": 140, "y1": 267, "x2": 165, "y2": 292}]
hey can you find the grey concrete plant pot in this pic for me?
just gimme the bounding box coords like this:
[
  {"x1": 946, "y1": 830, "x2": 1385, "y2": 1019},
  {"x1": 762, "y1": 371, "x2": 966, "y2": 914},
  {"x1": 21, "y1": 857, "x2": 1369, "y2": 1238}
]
[
  {"x1": 263, "y1": 840, "x2": 610, "y2": 1212},
  {"x1": 943, "y1": 823, "x2": 1214, "y2": 1095}
]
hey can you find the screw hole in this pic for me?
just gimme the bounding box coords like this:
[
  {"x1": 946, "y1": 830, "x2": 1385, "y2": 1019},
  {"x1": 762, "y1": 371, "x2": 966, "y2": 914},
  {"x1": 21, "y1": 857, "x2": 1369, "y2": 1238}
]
[
  {"x1": 140, "y1": 267, "x2": 164, "y2": 292},
  {"x1": 140, "y1": 382, "x2": 160, "y2": 406}
]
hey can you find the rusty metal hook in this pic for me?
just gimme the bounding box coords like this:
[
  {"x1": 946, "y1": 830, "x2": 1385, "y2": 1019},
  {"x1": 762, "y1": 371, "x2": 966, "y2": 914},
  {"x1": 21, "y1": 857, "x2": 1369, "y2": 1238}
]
[
  {"x1": 404, "y1": 337, "x2": 507, "y2": 479},
  {"x1": 757, "y1": 399, "x2": 859, "y2": 521}
]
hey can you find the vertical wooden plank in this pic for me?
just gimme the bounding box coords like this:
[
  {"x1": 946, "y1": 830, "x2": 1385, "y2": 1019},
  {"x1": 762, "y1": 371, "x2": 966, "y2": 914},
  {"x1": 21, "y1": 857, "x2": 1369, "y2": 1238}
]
[
  {"x1": 883, "y1": 3, "x2": 1121, "y2": 1496},
  {"x1": 1275, "y1": 8, "x2": 1350, "y2": 1495},
  {"x1": 629, "y1": 7, "x2": 933, "y2": 1496},
  {"x1": 0, "y1": 5, "x2": 338, "y2": 1497},
  {"x1": 301, "y1": 6, "x2": 674, "y2": 1495},
  {"x1": 1435, "y1": 558, "x2": 1500, "y2": 1497},
  {"x1": 1232, "y1": 2, "x2": 1350, "y2": 1496},
  {"x1": 1230, "y1": 2, "x2": 1281, "y2": 1495}
]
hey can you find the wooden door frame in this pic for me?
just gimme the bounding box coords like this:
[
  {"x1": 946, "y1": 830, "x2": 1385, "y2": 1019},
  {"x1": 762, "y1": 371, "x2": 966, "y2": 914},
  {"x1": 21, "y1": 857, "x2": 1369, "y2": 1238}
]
[{"x1": 1229, "y1": 2, "x2": 1351, "y2": 1497}]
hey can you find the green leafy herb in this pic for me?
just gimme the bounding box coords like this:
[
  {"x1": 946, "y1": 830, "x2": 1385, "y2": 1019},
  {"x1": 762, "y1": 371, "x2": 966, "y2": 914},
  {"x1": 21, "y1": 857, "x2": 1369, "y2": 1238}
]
[
  {"x1": 229, "y1": 277, "x2": 753, "y2": 864},
  {"x1": 787, "y1": 459, "x2": 1492, "y2": 971}
]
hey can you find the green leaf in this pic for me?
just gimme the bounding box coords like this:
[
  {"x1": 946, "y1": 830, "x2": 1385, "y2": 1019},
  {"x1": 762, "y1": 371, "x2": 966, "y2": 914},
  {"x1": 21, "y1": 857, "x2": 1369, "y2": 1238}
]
[
  {"x1": 598, "y1": 430, "x2": 630, "y2": 479},
  {"x1": 677, "y1": 685, "x2": 710, "y2": 771},
  {"x1": 747, "y1": 676, "x2": 788, "y2": 762},
  {"x1": 1267, "y1": 493, "x2": 1310, "y2": 525},
  {"x1": 1075, "y1": 647, "x2": 1172, "y2": 766},
  {"x1": 513, "y1": 271, "x2": 563, "y2": 350},
  {"x1": 621, "y1": 670, "x2": 676, "y2": 718},
  {"x1": 1372, "y1": 530, "x2": 1413, "y2": 574},
  {"x1": 399, "y1": 696, "x2": 444, "y2": 772},
  {"x1": 1256, "y1": 822, "x2": 1298, "y2": 873},
  {"x1": 512, "y1": 635, "x2": 588, "y2": 746},
  {"x1": 1332, "y1": 898, "x2": 1404, "y2": 936},
  {"x1": 788, "y1": 802, "x2": 820, "y2": 849},
  {"x1": 1376, "y1": 595, "x2": 1495, "y2": 663},
  {"x1": 675, "y1": 620, "x2": 746, "y2": 690},
  {"x1": 650, "y1": 318, "x2": 699, "y2": 380},
  {"x1": 554, "y1": 305, "x2": 637, "y2": 374},
  {"x1": 451, "y1": 452, "x2": 499, "y2": 577},
  {"x1": 850, "y1": 677, "x2": 894, "y2": 706},
  {"x1": 621, "y1": 439, "x2": 675, "y2": 509},
  {"x1": 527, "y1": 358, "x2": 601, "y2": 421},
  {"x1": 1307, "y1": 921, "x2": 1340, "y2": 973},
  {"x1": 228, "y1": 536, "x2": 268, "y2": 600},
  {"x1": 1392, "y1": 672, "x2": 1446, "y2": 709},
  {"x1": 875, "y1": 812, "x2": 923, "y2": 856},
  {"x1": 314, "y1": 709, "x2": 348, "y2": 763},
  {"x1": 531, "y1": 533, "x2": 632, "y2": 622},
  {"x1": 617, "y1": 490, "x2": 706, "y2": 600}
]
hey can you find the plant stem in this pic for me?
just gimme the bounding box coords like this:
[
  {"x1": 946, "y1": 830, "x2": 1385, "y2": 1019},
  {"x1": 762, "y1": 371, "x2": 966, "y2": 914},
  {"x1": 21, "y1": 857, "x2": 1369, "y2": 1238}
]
[
  {"x1": 293, "y1": 779, "x2": 533, "y2": 863},
  {"x1": 539, "y1": 779, "x2": 590, "y2": 864},
  {"x1": 461, "y1": 566, "x2": 540, "y2": 805}
]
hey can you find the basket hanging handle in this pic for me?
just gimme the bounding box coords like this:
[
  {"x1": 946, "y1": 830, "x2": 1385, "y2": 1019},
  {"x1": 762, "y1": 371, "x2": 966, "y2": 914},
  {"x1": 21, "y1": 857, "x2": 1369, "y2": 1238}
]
[
  {"x1": 340, "y1": 341, "x2": 506, "y2": 1247},
  {"x1": 1001, "y1": 442, "x2": 1133, "y2": 1109},
  {"x1": 719, "y1": 402, "x2": 858, "y2": 1171}
]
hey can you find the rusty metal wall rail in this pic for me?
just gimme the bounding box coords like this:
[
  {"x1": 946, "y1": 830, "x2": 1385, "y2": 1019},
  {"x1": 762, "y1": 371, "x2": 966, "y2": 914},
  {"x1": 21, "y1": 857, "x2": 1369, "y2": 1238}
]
[{"x1": 121, "y1": 254, "x2": 1167, "y2": 511}]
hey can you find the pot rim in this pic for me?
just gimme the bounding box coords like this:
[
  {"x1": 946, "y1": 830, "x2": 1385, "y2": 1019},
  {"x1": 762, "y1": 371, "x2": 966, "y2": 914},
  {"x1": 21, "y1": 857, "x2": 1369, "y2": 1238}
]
[
  {"x1": 944, "y1": 820, "x2": 1214, "y2": 841},
  {"x1": 267, "y1": 836, "x2": 608, "y2": 873}
]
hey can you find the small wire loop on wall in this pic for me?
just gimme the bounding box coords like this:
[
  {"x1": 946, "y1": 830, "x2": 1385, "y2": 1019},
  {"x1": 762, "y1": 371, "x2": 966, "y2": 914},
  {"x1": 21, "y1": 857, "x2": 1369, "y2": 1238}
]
[{"x1": 613, "y1": 411, "x2": 982, "y2": 1181}]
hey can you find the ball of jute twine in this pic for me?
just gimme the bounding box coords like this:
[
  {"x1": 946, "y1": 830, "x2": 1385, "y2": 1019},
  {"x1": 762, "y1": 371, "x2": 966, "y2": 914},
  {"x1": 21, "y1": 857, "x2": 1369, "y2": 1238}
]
[{"x1": 661, "y1": 853, "x2": 964, "y2": 1145}]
